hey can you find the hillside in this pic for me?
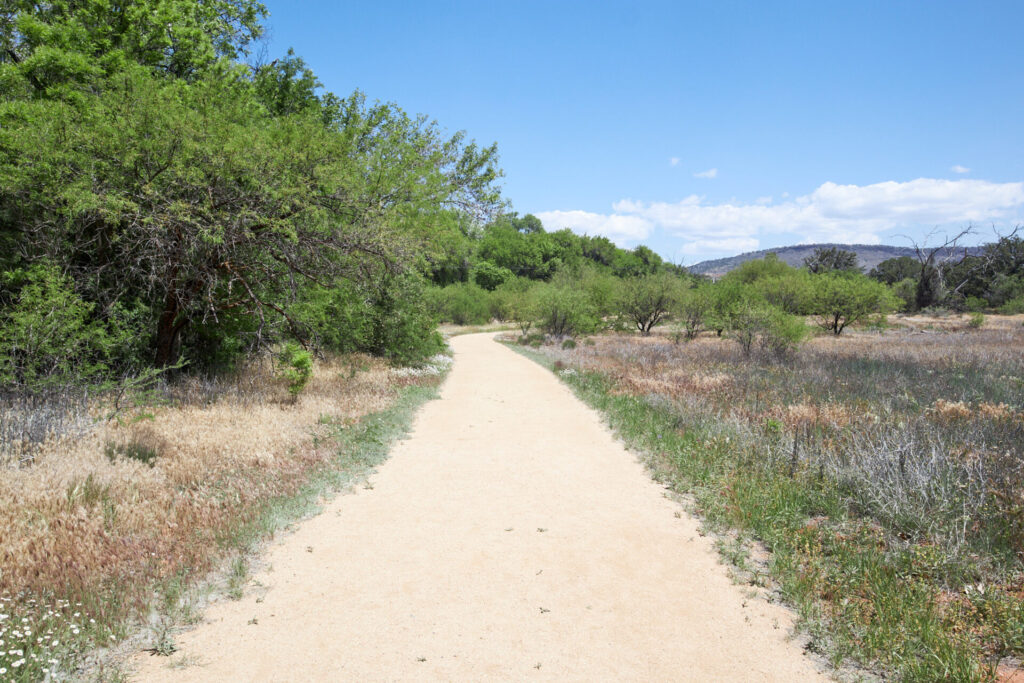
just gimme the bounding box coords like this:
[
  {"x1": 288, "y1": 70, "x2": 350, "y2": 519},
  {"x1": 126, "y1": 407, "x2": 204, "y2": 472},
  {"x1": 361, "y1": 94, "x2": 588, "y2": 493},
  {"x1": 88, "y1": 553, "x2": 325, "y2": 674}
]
[{"x1": 688, "y1": 243, "x2": 983, "y2": 277}]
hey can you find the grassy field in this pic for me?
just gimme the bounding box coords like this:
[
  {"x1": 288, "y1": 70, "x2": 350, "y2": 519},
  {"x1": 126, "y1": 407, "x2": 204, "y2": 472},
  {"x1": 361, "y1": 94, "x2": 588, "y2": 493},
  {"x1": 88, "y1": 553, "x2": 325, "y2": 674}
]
[
  {"x1": 0, "y1": 354, "x2": 449, "y2": 681},
  {"x1": 511, "y1": 314, "x2": 1024, "y2": 682}
]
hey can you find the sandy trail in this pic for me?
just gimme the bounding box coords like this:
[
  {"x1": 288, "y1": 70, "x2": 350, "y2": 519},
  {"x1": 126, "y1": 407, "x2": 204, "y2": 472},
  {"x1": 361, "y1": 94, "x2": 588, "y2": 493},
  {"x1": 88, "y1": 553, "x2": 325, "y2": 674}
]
[{"x1": 132, "y1": 333, "x2": 824, "y2": 681}]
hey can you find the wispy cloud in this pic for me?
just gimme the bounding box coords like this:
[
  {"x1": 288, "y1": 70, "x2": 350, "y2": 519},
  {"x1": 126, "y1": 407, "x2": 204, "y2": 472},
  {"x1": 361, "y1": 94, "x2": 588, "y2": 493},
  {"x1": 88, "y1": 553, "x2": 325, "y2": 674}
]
[
  {"x1": 669, "y1": 157, "x2": 680, "y2": 167},
  {"x1": 951, "y1": 164, "x2": 970, "y2": 174},
  {"x1": 693, "y1": 167, "x2": 718, "y2": 179},
  {"x1": 538, "y1": 178, "x2": 1024, "y2": 255}
]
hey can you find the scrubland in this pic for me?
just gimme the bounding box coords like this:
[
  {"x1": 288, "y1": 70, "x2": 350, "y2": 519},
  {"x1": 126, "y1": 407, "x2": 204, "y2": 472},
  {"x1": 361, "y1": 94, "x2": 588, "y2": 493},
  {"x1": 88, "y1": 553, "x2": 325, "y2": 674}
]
[
  {"x1": 0, "y1": 354, "x2": 448, "y2": 680},
  {"x1": 519, "y1": 314, "x2": 1024, "y2": 682}
]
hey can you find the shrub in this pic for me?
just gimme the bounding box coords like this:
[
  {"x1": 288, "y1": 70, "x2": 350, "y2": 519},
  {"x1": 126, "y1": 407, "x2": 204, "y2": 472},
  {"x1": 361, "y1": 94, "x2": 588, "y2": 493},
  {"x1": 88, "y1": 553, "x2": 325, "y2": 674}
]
[
  {"x1": 964, "y1": 296, "x2": 988, "y2": 313},
  {"x1": 967, "y1": 312, "x2": 985, "y2": 329},
  {"x1": 755, "y1": 271, "x2": 815, "y2": 314},
  {"x1": 426, "y1": 283, "x2": 492, "y2": 325},
  {"x1": 726, "y1": 301, "x2": 806, "y2": 359},
  {"x1": 811, "y1": 273, "x2": 899, "y2": 335},
  {"x1": 999, "y1": 295, "x2": 1024, "y2": 315},
  {"x1": 496, "y1": 279, "x2": 539, "y2": 335},
  {"x1": 892, "y1": 277, "x2": 918, "y2": 312},
  {"x1": 756, "y1": 307, "x2": 807, "y2": 358},
  {"x1": 676, "y1": 285, "x2": 712, "y2": 339},
  {"x1": 277, "y1": 343, "x2": 313, "y2": 398},
  {"x1": 534, "y1": 283, "x2": 599, "y2": 336},
  {"x1": 0, "y1": 263, "x2": 133, "y2": 388},
  {"x1": 561, "y1": 338, "x2": 577, "y2": 349},
  {"x1": 471, "y1": 261, "x2": 515, "y2": 291},
  {"x1": 364, "y1": 274, "x2": 445, "y2": 365}
]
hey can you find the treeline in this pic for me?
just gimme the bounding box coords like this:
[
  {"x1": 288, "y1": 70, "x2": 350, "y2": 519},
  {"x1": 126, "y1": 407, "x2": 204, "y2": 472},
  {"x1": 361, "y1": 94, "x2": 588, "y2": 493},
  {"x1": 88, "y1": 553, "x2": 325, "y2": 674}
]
[
  {"x1": 458, "y1": 238, "x2": 1022, "y2": 358},
  {"x1": 460, "y1": 249, "x2": 895, "y2": 357},
  {"x1": 0, "y1": 0, "x2": 506, "y2": 389},
  {"x1": 866, "y1": 236, "x2": 1024, "y2": 313}
]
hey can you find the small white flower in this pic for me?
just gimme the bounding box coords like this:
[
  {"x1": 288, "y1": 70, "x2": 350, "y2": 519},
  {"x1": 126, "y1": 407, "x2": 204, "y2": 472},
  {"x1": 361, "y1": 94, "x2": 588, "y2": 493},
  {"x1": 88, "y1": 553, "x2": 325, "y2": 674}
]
[{"x1": 13, "y1": 658, "x2": 25, "y2": 668}]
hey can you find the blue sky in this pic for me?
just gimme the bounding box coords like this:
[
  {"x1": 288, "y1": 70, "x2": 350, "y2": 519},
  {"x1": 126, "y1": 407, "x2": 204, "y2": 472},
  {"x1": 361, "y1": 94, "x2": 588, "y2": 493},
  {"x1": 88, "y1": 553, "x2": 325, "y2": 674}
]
[{"x1": 259, "y1": 1, "x2": 1024, "y2": 264}]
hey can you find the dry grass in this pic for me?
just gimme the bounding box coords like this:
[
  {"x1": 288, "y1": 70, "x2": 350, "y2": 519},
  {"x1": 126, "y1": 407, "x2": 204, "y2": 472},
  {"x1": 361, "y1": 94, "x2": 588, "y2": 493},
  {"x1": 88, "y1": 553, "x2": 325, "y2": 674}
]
[{"x1": 0, "y1": 353, "x2": 446, "y2": 679}]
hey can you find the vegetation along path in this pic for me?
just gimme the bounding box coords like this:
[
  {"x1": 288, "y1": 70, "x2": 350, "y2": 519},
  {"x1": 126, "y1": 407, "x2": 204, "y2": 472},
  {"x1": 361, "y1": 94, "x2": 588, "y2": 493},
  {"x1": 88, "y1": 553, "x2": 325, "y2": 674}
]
[{"x1": 132, "y1": 333, "x2": 823, "y2": 681}]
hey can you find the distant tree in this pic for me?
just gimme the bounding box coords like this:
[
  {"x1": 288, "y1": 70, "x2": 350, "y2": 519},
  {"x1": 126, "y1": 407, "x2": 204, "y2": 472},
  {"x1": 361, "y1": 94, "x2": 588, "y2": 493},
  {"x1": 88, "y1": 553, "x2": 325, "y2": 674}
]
[
  {"x1": 618, "y1": 273, "x2": 685, "y2": 335},
  {"x1": 804, "y1": 247, "x2": 861, "y2": 274},
  {"x1": 676, "y1": 285, "x2": 712, "y2": 340},
  {"x1": 513, "y1": 214, "x2": 545, "y2": 234},
  {"x1": 754, "y1": 271, "x2": 815, "y2": 314},
  {"x1": 869, "y1": 256, "x2": 920, "y2": 284},
  {"x1": 812, "y1": 273, "x2": 898, "y2": 335},
  {"x1": 534, "y1": 283, "x2": 598, "y2": 336},
  {"x1": 580, "y1": 235, "x2": 619, "y2": 267},
  {"x1": 720, "y1": 253, "x2": 795, "y2": 286},
  {"x1": 471, "y1": 261, "x2": 514, "y2": 291}
]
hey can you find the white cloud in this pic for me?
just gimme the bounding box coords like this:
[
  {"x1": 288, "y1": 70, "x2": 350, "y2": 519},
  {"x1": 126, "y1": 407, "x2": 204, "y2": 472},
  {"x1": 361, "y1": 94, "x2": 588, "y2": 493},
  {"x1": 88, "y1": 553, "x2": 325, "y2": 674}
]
[
  {"x1": 538, "y1": 178, "x2": 1024, "y2": 255},
  {"x1": 678, "y1": 237, "x2": 760, "y2": 256},
  {"x1": 693, "y1": 168, "x2": 718, "y2": 179},
  {"x1": 534, "y1": 209, "x2": 653, "y2": 246},
  {"x1": 951, "y1": 165, "x2": 970, "y2": 174},
  {"x1": 669, "y1": 157, "x2": 680, "y2": 167}
]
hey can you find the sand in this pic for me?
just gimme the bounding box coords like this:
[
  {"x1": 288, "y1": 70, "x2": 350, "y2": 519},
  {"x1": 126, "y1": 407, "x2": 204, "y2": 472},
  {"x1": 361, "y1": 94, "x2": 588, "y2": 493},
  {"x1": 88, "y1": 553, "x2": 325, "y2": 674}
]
[{"x1": 131, "y1": 332, "x2": 825, "y2": 681}]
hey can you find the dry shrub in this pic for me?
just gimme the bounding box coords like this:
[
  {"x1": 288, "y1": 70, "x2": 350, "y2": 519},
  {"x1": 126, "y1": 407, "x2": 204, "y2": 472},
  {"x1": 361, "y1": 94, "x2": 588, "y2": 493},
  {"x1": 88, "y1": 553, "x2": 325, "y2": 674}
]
[{"x1": 930, "y1": 399, "x2": 974, "y2": 422}]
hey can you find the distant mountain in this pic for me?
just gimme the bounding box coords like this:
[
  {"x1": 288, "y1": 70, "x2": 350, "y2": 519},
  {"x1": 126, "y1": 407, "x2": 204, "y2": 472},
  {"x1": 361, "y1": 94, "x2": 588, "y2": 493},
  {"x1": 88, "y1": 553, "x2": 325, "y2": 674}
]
[{"x1": 687, "y1": 243, "x2": 984, "y2": 278}]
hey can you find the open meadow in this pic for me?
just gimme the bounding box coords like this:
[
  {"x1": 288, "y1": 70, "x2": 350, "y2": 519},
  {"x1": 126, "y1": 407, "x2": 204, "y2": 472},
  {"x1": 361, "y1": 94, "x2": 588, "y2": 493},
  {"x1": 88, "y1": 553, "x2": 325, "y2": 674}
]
[{"x1": 512, "y1": 314, "x2": 1024, "y2": 681}]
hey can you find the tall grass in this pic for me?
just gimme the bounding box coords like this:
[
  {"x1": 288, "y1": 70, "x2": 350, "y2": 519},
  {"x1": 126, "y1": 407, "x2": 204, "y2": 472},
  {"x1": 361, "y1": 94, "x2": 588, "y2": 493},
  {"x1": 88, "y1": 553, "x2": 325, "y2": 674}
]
[
  {"x1": 0, "y1": 354, "x2": 448, "y2": 681},
  {"x1": 513, "y1": 322, "x2": 1024, "y2": 681}
]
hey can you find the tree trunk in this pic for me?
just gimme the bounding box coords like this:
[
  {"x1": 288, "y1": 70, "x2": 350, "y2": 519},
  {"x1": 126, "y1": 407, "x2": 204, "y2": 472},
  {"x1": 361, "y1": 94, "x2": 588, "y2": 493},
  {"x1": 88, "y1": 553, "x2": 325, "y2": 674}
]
[{"x1": 154, "y1": 291, "x2": 185, "y2": 367}]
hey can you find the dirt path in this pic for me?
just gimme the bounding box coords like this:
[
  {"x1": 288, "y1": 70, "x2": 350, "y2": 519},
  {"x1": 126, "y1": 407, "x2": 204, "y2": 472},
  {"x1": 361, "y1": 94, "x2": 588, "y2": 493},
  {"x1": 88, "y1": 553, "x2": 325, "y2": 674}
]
[{"x1": 132, "y1": 333, "x2": 825, "y2": 681}]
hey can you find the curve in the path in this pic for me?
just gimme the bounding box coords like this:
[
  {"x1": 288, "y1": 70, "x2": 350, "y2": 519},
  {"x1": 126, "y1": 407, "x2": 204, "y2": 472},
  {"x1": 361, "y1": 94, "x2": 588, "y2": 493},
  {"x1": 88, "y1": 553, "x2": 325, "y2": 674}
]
[{"x1": 132, "y1": 333, "x2": 824, "y2": 682}]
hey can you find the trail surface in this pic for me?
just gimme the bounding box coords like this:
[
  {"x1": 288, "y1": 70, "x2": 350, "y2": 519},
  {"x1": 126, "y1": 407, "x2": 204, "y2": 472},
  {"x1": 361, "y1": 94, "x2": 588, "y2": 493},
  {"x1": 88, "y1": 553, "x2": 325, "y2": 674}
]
[{"x1": 133, "y1": 333, "x2": 824, "y2": 681}]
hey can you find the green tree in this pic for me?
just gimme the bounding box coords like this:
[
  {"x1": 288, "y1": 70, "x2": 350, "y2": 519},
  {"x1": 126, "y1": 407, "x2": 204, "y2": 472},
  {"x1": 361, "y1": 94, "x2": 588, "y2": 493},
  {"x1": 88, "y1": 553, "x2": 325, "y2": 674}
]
[
  {"x1": 869, "y1": 256, "x2": 920, "y2": 285},
  {"x1": 803, "y1": 247, "x2": 861, "y2": 274},
  {"x1": 754, "y1": 271, "x2": 815, "y2": 315},
  {"x1": 812, "y1": 273, "x2": 898, "y2": 335},
  {"x1": 0, "y1": 264, "x2": 130, "y2": 386},
  {"x1": 471, "y1": 261, "x2": 514, "y2": 291},
  {"x1": 534, "y1": 283, "x2": 598, "y2": 337},
  {"x1": 722, "y1": 253, "x2": 795, "y2": 284},
  {"x1": 676, "y1": 285, "x2": 711, "y2": 340},
  {"x1": 618, "y1": 272, "x2": 685, "y2": 335}
]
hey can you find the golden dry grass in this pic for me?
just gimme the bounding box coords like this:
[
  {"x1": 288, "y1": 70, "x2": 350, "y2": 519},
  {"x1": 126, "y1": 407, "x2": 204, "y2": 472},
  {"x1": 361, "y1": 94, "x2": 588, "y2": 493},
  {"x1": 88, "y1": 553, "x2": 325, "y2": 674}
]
[{"x1": 0, "y1": 355, "x2": 408, "y2": 613}]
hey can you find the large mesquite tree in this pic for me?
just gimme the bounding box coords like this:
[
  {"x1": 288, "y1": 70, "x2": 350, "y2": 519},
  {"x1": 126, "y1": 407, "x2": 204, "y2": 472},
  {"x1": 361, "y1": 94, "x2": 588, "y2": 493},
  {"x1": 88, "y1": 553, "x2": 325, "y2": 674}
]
[{"x1": 0, "y1": 1, "x2": 502, "y2": 370}]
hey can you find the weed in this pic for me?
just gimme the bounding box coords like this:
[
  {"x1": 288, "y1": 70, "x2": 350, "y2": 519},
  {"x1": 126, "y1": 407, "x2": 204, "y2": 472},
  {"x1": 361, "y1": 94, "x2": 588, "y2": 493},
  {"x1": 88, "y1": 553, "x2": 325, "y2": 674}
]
[{"x1": 150, "y1": 618, "x2": 176, "y2": 657}]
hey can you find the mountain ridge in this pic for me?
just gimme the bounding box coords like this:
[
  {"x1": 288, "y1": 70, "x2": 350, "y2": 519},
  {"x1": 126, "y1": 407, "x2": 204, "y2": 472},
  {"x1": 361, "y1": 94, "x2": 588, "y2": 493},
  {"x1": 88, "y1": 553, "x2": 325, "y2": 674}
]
[{"x1": 687, "y1": 243, "x2": 983, "y2": 277}]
